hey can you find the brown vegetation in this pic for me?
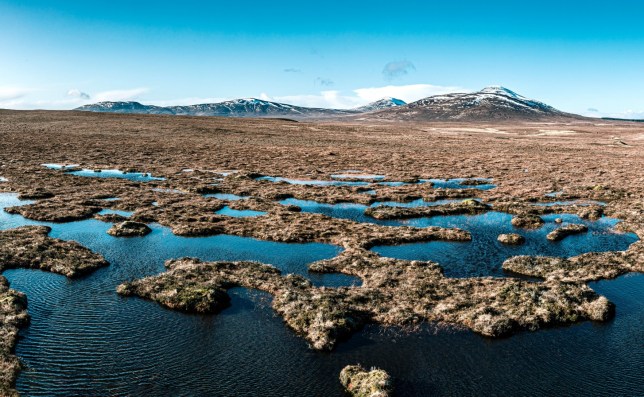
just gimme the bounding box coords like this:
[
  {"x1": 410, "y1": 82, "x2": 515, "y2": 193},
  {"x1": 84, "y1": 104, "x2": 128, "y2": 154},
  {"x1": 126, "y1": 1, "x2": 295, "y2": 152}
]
[
  {"x1": 546, "y1": 223, "x2": 588, "y2": 241},
  {"x1": 107, "y1": 221, "x2": 152, "y2": 237},
  {"x1": 118, "y1": 253, "x2": 616, "y2": 350},
  {"x1": 0, "y1": 110, "x2": 642, "y2": 390},
  {"x1": 339, "y1": 364, "x2": 393, "y2": 397}
]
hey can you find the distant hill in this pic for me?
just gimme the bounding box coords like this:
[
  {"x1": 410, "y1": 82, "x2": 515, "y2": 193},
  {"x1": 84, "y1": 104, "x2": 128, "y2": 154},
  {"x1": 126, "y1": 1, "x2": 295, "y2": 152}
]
[
  {"x1": 359, "y1": 86, "x2": 578, "y2": 121},
  {"x1": 601, "y1": 117, "x2": 644, "y2": 123},
  {"x1": 352, "y1": 97, "x2": 407, "y2": 112},
  {"x1": 74, "y1": 88, "x2": 585, "y2": 121},
  {"x1": 75, "y1": 97, "x2": 407, "y2": 119}
]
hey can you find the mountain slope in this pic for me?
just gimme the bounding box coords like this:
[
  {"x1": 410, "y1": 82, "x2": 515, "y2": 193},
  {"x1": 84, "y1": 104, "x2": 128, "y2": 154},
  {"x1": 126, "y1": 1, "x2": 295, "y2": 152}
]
[
  {"x1": 75, "y1": 97, "x2": 406, "y2": 119},
  {"x1": 352, "y1": 97, "x2": 407, "y2": 112},
  {"x1": 169, "y1": 98, "x2": 359, "y2": 118},
  {"x1": 363, "y1": 86, "x2": 575, "y2": 121},
  {"x1": 74, "y1": 101, "x2": 173, "y2": 115}
]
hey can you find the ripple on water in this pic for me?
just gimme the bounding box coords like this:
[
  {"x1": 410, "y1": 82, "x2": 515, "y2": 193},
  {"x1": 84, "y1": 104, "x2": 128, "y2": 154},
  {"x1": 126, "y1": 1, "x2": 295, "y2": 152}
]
[
  {"x1": 372, "y1": 212, "x2": 638, "y2": 277},
  {"x1": 1, "y1": 192, "x2": 641, "y2": 396},
  {"x1": 278, "y1": 198, "x2": 465, "y2": 226}
]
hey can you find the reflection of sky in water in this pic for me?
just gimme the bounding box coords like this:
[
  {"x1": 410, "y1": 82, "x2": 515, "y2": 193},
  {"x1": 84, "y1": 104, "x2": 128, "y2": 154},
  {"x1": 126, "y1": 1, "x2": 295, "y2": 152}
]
[
  {"x1": 205, "y1": 193, "x2": 249, "y2": 201},
  {"x1": 373, "y1": 212, "x2": 637, "y2": 278},
  {"x1": 215, "y1": 206, "x2": 267, "y2": 218}
]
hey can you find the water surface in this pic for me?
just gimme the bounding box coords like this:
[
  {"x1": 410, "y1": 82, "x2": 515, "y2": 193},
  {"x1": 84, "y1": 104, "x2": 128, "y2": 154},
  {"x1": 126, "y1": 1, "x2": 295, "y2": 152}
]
[
  {"x1": 1, "y1": 193, "x2": 641, "y2": 396},
  {"x1": 423, "y1": 178, "x2": 496, "y2": 190},
  {"x1": 98, "y1": 208, "x2": 133, "y2": 217},
  {"x1": 278, "y1": 198, "x2": 463, "y2": 226},
  {"x1": 216, "y1": 206, "x2": 267, "y2": 217},
  {"x1": 205, "y1": 193, "x2": 249, "y2": 201},
  {"x1": 69, "y1": 169, "x2": 165, "y2": 182},
  {"x1": 331, "y1": 173, "x2": 385, "y2": 180},
  {"x1": 373, "y1": 212, "x2": 637, "y2": 277}
]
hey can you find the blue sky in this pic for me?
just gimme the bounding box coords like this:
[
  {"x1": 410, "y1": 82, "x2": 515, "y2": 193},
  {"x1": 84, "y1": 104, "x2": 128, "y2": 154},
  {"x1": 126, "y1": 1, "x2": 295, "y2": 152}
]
[{"x1": 1, "y1": 1, "x2": 643, "y2": 117}]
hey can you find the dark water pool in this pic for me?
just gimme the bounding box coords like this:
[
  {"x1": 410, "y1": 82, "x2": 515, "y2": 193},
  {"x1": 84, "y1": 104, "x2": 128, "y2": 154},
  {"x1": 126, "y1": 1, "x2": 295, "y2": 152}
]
[
  {"x1": 423, "y1": 178, "x2": 496, "y2": 190},
  {"x1": 278, "y1": 200, "x2": 636, "y2": 277},
  {"x1": 373, "y1": 212, "x2": 637, "y2": 277},
  {"x1": 1, "y1": 193, "x2": 642, "y2": 396},
  {"x1": 278, "y1": 197, "x2": 464, "y2": 226},
  {"x1": 6, "y1": 269, "x2": 642, "y2": 396}
]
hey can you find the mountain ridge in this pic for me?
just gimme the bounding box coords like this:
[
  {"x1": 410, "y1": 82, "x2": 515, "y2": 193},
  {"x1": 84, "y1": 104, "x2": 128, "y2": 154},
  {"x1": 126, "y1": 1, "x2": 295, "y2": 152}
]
[
  {"x1": 75, "y1": 87, "x2": 582, "y2": 121},
  {"x1": 75, "y1": 97, "x2": 407, "y2": 119},
  {"x1": 362, "y1": 86, "x2": 576, "y2": 121}
]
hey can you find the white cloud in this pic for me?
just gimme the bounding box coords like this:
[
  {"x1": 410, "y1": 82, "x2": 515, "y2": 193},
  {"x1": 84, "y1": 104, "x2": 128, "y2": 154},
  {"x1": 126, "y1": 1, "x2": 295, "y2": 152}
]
[
  {"x1": 93, "y1": 87, "x2": 149, "y2": 102},
  {"x1": 354, "y1": 84, "x2": 468, "y2": 103},
  {"x1": 0, "y1": 97, "x2": 89, "y2": 109},
  {"x1": 615, "y1": 110, "x2": 644, "y2": 119},
  {"x1": 582, "y1": 108, "x2": 644, "y2": 120},
  {"x1": 147, "y1": 96, "x2": 227, "y2": 106},
  {"x1": 0, "y1": 86, "x2": 150, "y2": 109},
  {"x1": 262, "y1": 84, "x2": 468, "y2": 109},
  {"x1": 263, "y1": 90, "x2": 363, "y2": 109},
  {"x1": 0, "y1": 87, "x2": 32, "y2": 101}
]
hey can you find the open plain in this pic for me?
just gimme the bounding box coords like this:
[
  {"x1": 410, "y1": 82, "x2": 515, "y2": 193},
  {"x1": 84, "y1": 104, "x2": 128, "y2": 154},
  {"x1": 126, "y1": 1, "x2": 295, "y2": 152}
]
[{"x1": 0, "y1": 110, "x2": 643, "y2": 396}]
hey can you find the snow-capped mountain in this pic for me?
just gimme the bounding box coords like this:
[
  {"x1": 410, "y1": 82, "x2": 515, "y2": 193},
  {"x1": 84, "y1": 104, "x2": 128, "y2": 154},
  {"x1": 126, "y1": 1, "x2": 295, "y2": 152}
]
[
  {"x1": 365, "y1": 86, "x2": 574, "y2": 121},
  {"x1": 75, "y1": 89, "x2": 571, "y2": 121},
  {"x1": 352, "y1": 97, "x2": 406, "y2": 112},
  {"x1": 166, "y1": 98, "x2": 348, "y2": 117},
  {"x1": 74, "y1": 101, "x2": 174, "y2": 115},
  {"x1": 75, "y1": 97, "x2": 406, "y2": 119}
]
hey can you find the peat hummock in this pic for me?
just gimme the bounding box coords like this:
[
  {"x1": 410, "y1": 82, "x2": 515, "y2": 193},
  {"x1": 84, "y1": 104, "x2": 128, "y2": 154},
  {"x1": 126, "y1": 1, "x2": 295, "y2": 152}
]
[
  {"x1": 546, "y1": 224, "x2": 588, "y2": 241},
  {"x1": 0, "y1": 226, "x2": 108, "y2": 277},
  {"x1": 0, "y1": 110, "x2": 643, "y2": 396},
  {"x1": 107, "y1": 221, "x2": 152, "y2": 237},
  {"x1": 118, "y1": 254, "x2": 616, "y2": 350},
  {"x1": 339, "y1": 365, "x2": 393, "y2": 397}
]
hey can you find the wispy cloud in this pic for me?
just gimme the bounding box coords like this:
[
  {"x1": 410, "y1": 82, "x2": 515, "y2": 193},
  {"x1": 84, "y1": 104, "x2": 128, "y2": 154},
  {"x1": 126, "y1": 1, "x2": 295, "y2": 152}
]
[
  {"x1": 93, "y1": 87, "x2": 149, "y2": 102},
  {"x1": 283, "y1": 68, "x2": 301, "y2": 73},
  {"x1": 315, "y1": 78, "x2": 334, "y2": 87},
  {"x1": 0, "y1": 87, "x2": 33, "y2": 101},
  {"x1": 262, "y1": 90, "x2": 361, "y2": 109},
  {"x1": 67, "y1": 89, "x2": 90, "y2": 100},
  {"x1": 583, "y1": 107, "x2": 644, "y2": 120},
  {"x1": 147, "y1": 96, "x2": 228, "y2": 106},
  {"x1": 0, "y1": 86, "x2": 149, "y2": 109},
  {"x1": 382, "y1": 60, "x2": 416, "y2": 80}
]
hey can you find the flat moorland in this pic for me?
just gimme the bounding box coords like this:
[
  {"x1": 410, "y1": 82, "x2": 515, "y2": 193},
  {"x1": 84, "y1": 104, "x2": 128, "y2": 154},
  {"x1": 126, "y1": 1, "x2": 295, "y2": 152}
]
[{"x1": 0, "y1": 110, "x2": 642, "y2": 393}]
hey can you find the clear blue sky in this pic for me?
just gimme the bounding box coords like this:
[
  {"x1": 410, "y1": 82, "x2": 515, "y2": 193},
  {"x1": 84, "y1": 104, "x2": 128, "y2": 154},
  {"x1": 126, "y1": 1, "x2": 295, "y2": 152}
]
[{"x1": 1, "y1": 0, "x2": 643, "y2": 117}]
